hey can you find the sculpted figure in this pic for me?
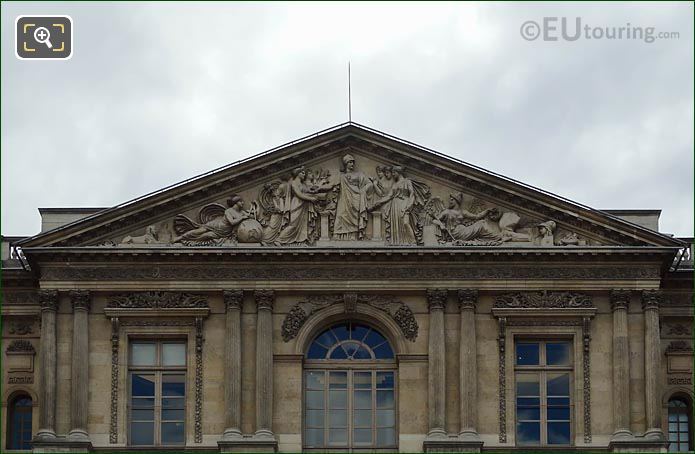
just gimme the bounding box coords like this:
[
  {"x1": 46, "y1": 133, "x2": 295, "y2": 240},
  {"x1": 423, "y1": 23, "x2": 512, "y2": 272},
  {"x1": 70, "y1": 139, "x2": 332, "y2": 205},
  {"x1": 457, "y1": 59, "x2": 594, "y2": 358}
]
[
  {"x1": 121, "y1": 225, "x2": 159, "y2": 245},
  {"x1": 382, "y1": 166, "x2": 417, "y2": 245},
  {"x1": 276, "y1": 167, "x2": 331, "y2": 245},
  {"x1": 259, "y1": 180, "x2": 289, "y2": 244},
  {"x1": 333, "y1": 154, "x2": 371, "y2": 240},
  {"x1": 537, "y1": 221, "x2": 556, "y2": 246},
  {"x1": 172, "y1": 195, "x2": 252, "y2": 245}
]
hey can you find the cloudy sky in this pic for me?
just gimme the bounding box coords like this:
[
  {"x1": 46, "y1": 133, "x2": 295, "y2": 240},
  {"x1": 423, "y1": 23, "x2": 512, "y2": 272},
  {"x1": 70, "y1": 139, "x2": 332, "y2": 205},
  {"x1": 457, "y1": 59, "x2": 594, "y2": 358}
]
[{"x1": 2, "y1": 2, "x2": 693, "y2": 237}]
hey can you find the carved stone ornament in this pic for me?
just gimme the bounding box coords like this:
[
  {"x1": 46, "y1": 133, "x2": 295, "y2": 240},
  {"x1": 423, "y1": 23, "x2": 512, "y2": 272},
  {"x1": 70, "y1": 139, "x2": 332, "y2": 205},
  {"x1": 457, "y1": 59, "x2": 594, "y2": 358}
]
[
  {"x1": 458, "y1": 289, "x2": 478, "y2": 311},
  {"x1": 8, "y1": 320, "x2": 34, "y2": 335},
  {"x1": 281, "y1": 294, "x2": 418, "y2": 342},
  {"x1": 70, "y1": 289, "x2": 91, "y2": 311},
  {"x1": 38, "y1": 289, "x2": 59, "y2": 312},
  {"x1": 641, "y1": 290, "x2": 662, "y2": 311},
  {"x1": 665, "y1": 323, "x2": 692, "y2": 337},
  {"x1": 666, "y1": 340, "x2": 693, "y2": 353},
  {"x1": 254, "y1": 290, "x2": 275, "y2": 311},
  {"x1": 2, "y1": 291, "x2": 39, "y2": 305},
  {"x1": 494, "y1": 291, "x2": 593, "y2": 309},
  {"x1": 609, "y1": 289, "x2": 631, "y2": 311},
  {"x1": 224, "y1": 290, "x2": 244, "y2": 311},
  {"x1": 106, "y1": 291, "x2": 208, "y2": 309},
  {"x1": 109, "y1": 317, "x2": 119, "y2": 444},
  {"x1": 426, "y1": 288, "x2": 448, "y2": 311},
  {"x1": 6, "y1": 339, "x2": 35, "y2": 354}
]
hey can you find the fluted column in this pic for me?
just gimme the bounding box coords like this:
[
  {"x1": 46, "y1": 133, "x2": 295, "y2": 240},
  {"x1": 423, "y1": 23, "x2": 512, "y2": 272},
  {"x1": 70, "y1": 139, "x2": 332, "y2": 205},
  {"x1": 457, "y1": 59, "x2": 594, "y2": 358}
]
[
  {"x1": 35, "y1": 290, "x2": 58, "y2": 440},
  {"x1": 222, "y1": 290, "x2": 244, "y2": 439},
  {"x1": 610, "y1": 290, "x2": 632, "y2": 440},
  {"x1": 642, "y1": 290, "x2": 664, "y2": 440},
  {"x1": 254, "y1": 290, "x2": 275, "y2": 438},
  {"x1": 426, "y1": 289, "x2": 447, "y2": 438},
  {"x1": 68, "y1": 290, "x2": 91, "y2": 441},
  {"x1": 458, "y1": 289, "x2": 481, "y2": 443}
]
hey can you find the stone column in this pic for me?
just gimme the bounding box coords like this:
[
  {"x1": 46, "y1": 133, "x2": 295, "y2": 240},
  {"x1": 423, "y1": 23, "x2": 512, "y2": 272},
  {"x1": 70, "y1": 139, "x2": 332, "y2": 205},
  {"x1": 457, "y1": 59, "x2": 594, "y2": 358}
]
[
  {"x1": 254, "y1": 290, "x2": 275, "y2": 439},
  {"x1": 458, "y1": 289, "x2": 482, "y2": 444},
  {"x1": 35, "y1": 290, "x2": 58, "y2": 440},
  {"x1": 642, "y1": 290, "x2": 664, "y2": 440},
  {"x1": 68, "y1": 290, "x2": 91, "y2": 441},
  {"x1": 426, "y1": 289, "x2": 447, "y2": 438},
  {"x1": 610, "y1": 290, "x2": 632, "y2": 440},
  {"x1": 222, "y1": 290, "x2": 244, "y2": 439}
]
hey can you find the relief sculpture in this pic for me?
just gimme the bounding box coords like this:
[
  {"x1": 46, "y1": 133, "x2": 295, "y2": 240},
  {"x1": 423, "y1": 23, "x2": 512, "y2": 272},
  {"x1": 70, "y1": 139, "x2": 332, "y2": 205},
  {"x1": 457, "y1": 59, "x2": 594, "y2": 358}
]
[{"x1": 109, "y1": 153, "x2": 590, "y2": 249}]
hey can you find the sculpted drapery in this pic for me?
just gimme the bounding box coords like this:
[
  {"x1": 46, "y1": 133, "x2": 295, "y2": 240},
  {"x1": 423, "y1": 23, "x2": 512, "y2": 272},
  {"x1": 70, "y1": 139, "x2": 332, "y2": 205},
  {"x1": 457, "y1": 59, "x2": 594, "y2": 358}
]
[
  {"x1": 333, "y1": 154, "x2": 370, "y2": 241},
  {"x1": 386, "y1": 166, "x2": 417, "y2": 245},
  {"x1": 276, "y1": 167, "x2": 319, "y2": 245}
]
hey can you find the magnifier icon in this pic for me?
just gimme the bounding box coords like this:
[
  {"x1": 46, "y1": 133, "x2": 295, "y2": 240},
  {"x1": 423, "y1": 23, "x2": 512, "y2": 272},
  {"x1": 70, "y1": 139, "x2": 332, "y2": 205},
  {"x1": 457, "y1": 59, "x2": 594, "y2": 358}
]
[{"x1": 33, "y1": 27, "x2": 53, "y2": 49}]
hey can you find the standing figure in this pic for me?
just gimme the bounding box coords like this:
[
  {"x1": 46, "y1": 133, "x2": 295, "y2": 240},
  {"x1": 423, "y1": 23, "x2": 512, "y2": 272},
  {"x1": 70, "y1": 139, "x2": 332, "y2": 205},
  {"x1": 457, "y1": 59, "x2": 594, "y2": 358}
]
[
  {"x1": 385, "y1": 166, "x2": 417, "y2": 245},
  {"x1": 260, "y1": 180, "x2": 289, "y2": 244},
  {"x1": 333, "y1": 154, "x2": 371, "y2": 240},
  {"x1": 277, "y1": 167, "x2": 325, "y2": 245}
]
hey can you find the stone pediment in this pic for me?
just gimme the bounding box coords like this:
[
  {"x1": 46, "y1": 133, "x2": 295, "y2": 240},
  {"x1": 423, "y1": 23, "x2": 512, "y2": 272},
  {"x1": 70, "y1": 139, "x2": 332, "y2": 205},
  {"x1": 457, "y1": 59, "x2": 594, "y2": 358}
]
[{"x1": 17, "y1": 123, "x2": 681, "y2": 250}]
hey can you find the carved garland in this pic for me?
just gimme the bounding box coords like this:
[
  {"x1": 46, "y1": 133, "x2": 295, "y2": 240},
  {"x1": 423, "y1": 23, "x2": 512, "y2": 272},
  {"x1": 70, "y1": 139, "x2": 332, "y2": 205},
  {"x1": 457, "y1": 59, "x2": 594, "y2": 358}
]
[
  {"x1": 494, "y1": 291, "x2": 593, "y2": 308},
  {"x1": 281, "y1": 294, "x2": 418, "y2": 342},
  {"x1": 6, "y1": 339, "x2": 35, "y2": 353},
  {"x1": 107, "y1": 291, "x2": 207, "y2": 309}
]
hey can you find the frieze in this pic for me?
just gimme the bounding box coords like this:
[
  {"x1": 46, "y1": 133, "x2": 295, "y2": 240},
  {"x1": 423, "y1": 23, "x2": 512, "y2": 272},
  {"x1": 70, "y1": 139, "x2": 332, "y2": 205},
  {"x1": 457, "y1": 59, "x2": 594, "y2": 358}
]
[
  {"x1": 106, "y1": 291, "x2": 208, "y2": 309},
  {"x1": 666, "y1": 340, "x2": 693, "y2": 354},
  {"x1": 494, "y1": 291, "x2": 593, "y2": 309},
  {"x1": 8, "y1": 320, "x2": 34, "y2": 335},
  {"x1": 6, "y1": 339, "x2": 36, "y2": 354},
  {"x1": 281, "y1": 294, "x2": 418, "y2": 342},
  {"x1": 2, "y1": 291, "x2": 38, "y2": 305},
  {"x1": 41, "y1": 264, "x2": 661, "y2": 282},
  {"x1": 664, "y1": 323, "x2": 692, "y2": 337}
]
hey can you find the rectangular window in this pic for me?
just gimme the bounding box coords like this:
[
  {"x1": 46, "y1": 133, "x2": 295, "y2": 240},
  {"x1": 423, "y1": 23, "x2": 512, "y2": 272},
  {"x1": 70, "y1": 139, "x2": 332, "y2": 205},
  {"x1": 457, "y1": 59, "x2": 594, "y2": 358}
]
[
  {"x1": 515, "y1": 340, "x2": 572, "y2": 447},
  {"x1": 129, "y1": 340, "x2": 186, "y2": 446}
]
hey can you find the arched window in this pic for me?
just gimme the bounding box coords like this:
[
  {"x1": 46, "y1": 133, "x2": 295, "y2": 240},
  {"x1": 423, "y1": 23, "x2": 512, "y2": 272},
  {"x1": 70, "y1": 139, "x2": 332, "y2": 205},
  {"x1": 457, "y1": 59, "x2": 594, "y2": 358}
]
[
  {"x1": 668, "y1": 397, "x2": 692, "y2": 452},
  {"x1": 7, "y1": 394, "x2": 32, "y2": 450},
  {"x1": 304, "y1": 321, "x2": 396, "y2": 450}
]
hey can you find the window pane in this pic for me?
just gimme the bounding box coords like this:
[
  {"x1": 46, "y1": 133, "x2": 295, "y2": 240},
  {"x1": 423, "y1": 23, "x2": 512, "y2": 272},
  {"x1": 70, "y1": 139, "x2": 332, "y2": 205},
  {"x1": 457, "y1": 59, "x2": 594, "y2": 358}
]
[
  {"x1": 354, "y1": 428, "x2": 372, "y2": 444},
  {"x1": 306, "y1": 390, "x2": 324, "y2": 409},
  {"x1": 329, "y1": 410, "x2": 347, "y2": 427},
  {"x1": 329, "y1": 372, "x2": 347, "y2": 389},
  {"x1": 316, "y1": 330, "x2": 338, "y2": 348},
  {"x1": 351, "y1": 324, "x2": 370, "y2": 342},
  {"x1": 163, "y1": 374, "x2": 186, "y2": 396},
  {"x1": 517, "y1": 407, "x2": 540, "y2": 420},
  {"x1": 330, "y1": 346, "x2": 348, "y2": 359},
  {"x1": 517, "y1": 397, "x2": 540, "y2": 406},
  {"x1": 162, "y1": 409, "x2": 185, "y2": 421},
  {"x1": 377, "y1": 390, "x2": 394, "y2": 409},
  {"x1": 680, "y1": 432, "x2": 689, "y2": 442},
  {"x1": 516, "y1": 421, "x2": 540, "y2": 445},
  {"x1": 162, "y1": 397, "x2": 185, "y2": 409},
  {"x1": 354, "y1": 409, "x2": 372, "y2": 427},
  {"x1": 331, "y1": 324, "x2": 349, "y2": 341},
  {"x1": 307, "y1": 342, "x2": 328, "y2": 359},
  {"x1": 162, "y1": 343, "x2": 186, "y2": 366},
  {"x1": 546, "y1": 342, "x2": 571, "y2": 366},
  {"x1": 373, "y1": 342, "x2": 394, "y2": 359},
  {"x1": 376, "y1": 372, "x2": 395, "y2": 389},
  {"x1": 680, "y1": 422, "x2": 690, "y2": 431},
  {"x1": 353, "y1": 346, "x2": 373, "y2": 359},
  {"x1": 306, "y1": 409, "x2": 324, "y2": 428},
  {"x1": 354, "y1": 372, "x2": 372, "y2": 389},
  {"x1": 377, "y1": 409, "x2": 395, "y2": 427},
  {"x1": 130, "y1": 421, "x2": 154, "y2": 445},
  {"x1": 306, "y1": 371, "x2": 325, "y2": 389},
  {"x1": 516, "y1": 375, "x2": 539, "y2": 396},
  {"x1": 161, "y1": 421, "x2": 185, "y2": 444},
  {"x1": 354, "y1": 390, "x2": 372, "y2": 409},
  {"x1": 670, "y1": 422, "x2": 679, "y2": 432},
  {"x1": 547, "y1": 373, "x2": 570, "y2": 396},
  {"x1": 131, "y1": 343, "x2": 156, "y2": 366},
  {"x1": 329, "y1": 428, "x2": 347, "y2": 444},
  {"x1": 305, "y1": 428, "x2": 324, "y2": 447},
  {"x1": 547, "y1": 407, "x2": 570, "y2": 420},
  {"x1": 132, "y1": 397, "x2": 154, "y2": 408},
  {"x1": 131, "y1": 409, "x2": 154, "y2": 420},
  {"x1": 365, "y1": 329, "x2": 387, "y2": 349},
  {"x1": 547, "y1": 421, "x2": 571, "y2": 444},
  {"x1": 131, "y1": 374, "x2": 155, "y2": 396},
  {"x1": 329, "y1": 390, "x2": 347, "y2": 409},
  {"x1": 516, "y1": 343, "x2": 539, "y2": 365},
  {"x1": 377, "y1": 427, "x2": 396, "y2": 446},
  {"x1": 548, "y1": 397, "x2": 570, "y2": 406}
]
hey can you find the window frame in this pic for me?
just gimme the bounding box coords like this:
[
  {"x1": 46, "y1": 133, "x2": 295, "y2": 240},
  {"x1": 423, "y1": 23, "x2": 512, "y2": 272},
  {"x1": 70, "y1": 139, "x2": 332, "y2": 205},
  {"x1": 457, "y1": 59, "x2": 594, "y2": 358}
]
[
  {"x1": 6, "y1": 393, "x2": 33, "y2": 450},
  {"x1": 514, "y1": 338, "x2": 574, "y2": 447},
  {"x1": 303, "y1": 322, "x2": 398, "y2": 451},
  {"x1": 668, "y1": 396, "x2": 693, "y2": 452},
  {"x1": 127, "y1": 339, "x2": 187, "y2": 447}
]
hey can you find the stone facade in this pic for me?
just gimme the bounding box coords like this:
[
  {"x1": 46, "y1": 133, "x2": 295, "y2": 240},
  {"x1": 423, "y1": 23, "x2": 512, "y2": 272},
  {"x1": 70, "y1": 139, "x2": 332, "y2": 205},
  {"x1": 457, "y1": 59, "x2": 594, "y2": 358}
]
[{"x1": 1, "y1": 124, "x2": 692, "y2": 453}]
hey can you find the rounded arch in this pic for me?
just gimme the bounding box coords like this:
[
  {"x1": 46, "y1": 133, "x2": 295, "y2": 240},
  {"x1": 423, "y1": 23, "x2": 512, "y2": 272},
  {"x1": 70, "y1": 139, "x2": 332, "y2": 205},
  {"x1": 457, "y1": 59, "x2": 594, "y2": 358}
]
[
  {"x1": 294, "y1": 304, "x2": 408, "y2": 356},
  {"x1": 662, "y1": 388, "x2": 694, "y2": 406},
  {"x1": 3, "y1": 387, "x2": 38, "y2": 407}
]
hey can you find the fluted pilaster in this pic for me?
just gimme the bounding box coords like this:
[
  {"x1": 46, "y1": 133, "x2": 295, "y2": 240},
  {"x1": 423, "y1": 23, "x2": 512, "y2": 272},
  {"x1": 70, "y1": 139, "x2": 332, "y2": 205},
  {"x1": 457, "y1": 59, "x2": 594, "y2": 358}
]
[
  {"x1": 255, "y1": 290, "x2": 275, "y2": 438},
  {"x1": 68, "y1": 290, "x2": 91, "y2": 441},
  {"x1": 35, "y1": 290, "x2": 58, "y2": 441},
  {"x1": 223, "y1": 290, "x2": 244, "y2": 439},
  {"x1": 642, "y1": 290, "x2": 664, "y2": 440},
  {"x1": 458, "y1": 289, "x2": 481, "y2": 442},
  {"x1": 426, "y1": 288, "x2": 447, "y2": 438},
  {"x1": 610, "y1": 290, "x2": 632, "y2": 440}
]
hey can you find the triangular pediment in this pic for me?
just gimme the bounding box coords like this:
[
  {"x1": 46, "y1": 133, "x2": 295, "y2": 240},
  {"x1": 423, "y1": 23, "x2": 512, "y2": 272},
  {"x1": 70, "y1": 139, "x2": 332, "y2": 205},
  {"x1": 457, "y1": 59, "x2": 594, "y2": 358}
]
[{"x1": 18, "y1": 124, "x2": 682, "y2": 250}]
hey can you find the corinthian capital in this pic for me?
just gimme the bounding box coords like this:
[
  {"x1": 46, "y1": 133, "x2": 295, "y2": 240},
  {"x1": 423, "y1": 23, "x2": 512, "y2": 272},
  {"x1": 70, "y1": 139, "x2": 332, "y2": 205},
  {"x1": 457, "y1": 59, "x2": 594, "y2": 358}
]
[
  {"x1": 458, "y1": 289, "x2": 478, "y2": 311},
  {"x1": 641, "y1": 290, "x2": 662, "y2": 311},
  {"x1": 38, "y1": 289, "x2": 59, "y2": 312},
  {"x1": 609, "y1": 289, "x2": 631, "y2": 311},
  {"x1": 427, "y1": 289, "x2": 447, "y2": 312},
  {"x1": 70, "y1": 290, "x2": 91, "y2": 312},
  {"x1": 224, "y1": 290, "x2": 244, "y2": 311},
  {"x1": 254, "y1": 290, "x2": 275, "y2": 311}
]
